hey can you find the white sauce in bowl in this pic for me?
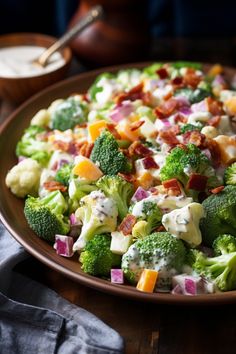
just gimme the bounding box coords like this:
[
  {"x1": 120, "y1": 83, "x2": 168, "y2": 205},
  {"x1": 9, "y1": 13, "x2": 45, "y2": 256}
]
[{"x1": 0, "y1": 46, "x2": 65, "y2": 78}]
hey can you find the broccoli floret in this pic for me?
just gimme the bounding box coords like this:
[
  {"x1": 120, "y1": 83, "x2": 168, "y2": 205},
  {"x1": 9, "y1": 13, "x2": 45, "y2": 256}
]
[
  {"x1": 171, "y1": 61, "x2": 202, "y2": 70},
  {"x1": 55, "y1": 163, "x2": 73, "y2": 186},
  {"x1": 200, "y1": 185, "x2": 236, "y2": 246},
  {"x1": 132, "y1": 220, "x2": 150, "y2": 240},
  {"x1": 224, "y1": 162, "x2": 236, "y2": 185},
  {"x1": 24, "y1": 191, "x2": 69, "y2": 242},
  {"x1": 142, "y1": 62, "x2": 163, "y2": 77},
  {"x1": 121, "y1": 232, "x2": 186, "y2": 289},
  {"x1": 180, "y1": 123, "x2": 203, "y2": 134},
  {"x1": 73, "y1": 191, "x2": 118, "y2": 251},
  {"x1": 79, "y1": 234, "x2": 121, "y2": 277},
  {"x1": 192, "y1": 251, "x2": 236, "y2": 291},
  {"x1": 90, "y1": 130, "x2": 131, "y2": 175},
  {"x1": 68, "y1": 178, "x2": 97, "y2": 213},
  {"x1": 213, "y1": 234, "x2": 236, "y2": 256},
  {"x1": 51, "y1": 97, "x2": 88, "y2": 131},
  {"x1": 16, "y1": 125, "x2": 51, "y2": 166},
  {"x1": 174, "y1": 88, "x2": 210, "y2": 104},
  {"x1": 96, "y1": 175, "x2": 134, "y2": 220},
  {"x1": 160, "y1": 143, "x2": 212, "y2": 187}
]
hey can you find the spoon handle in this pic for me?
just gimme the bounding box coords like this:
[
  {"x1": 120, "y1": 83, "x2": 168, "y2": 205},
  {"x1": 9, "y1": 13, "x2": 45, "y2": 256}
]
[{"x1": 38, "y1": 5, "x2": 104, "y2": 67}]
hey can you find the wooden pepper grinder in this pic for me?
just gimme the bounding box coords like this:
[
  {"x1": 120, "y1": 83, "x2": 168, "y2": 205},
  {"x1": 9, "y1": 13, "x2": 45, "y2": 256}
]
[{"x1": 69, "y1": 0, "x2": 150, "y2": 67}]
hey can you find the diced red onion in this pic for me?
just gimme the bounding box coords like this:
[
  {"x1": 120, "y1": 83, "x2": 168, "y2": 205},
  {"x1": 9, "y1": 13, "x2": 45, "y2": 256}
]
[
  {"x1": 212, "y1": 75, "x2": 226, "y2": 86},
  {"x1": 156, "y1": 79, "x2": 166, "y2": 88},
  {"x1": 109, "y1": 102, "x2": 133, "y2": 123},
  {"x1": 175, "y1": 95, "x2": 190, "y2": 107},
  {"x1": 184, "y1": 278, "x2": 198, "y2": 295},
  {"x1": 69, "y1": 213, "x2": 77, "y2": 225},
  {"x1": 201, "y1": 149, "x2": 212, "y2": 160},
  {"x1": 191, "y1": 100, "x2": 207, "y2": 112},
  {"x1": 111, "y1": 269, "x2": 124, "y2": 284},
  {"x1": 54, "y1": 235, "x2": 74, "y2": 257},
  {"x1": 172, "y1": 274, "x2": 209, "y2": 296},
  {"x1": 171, "y1": 284, "x2": 183, "y2": 295},
  {"x1": 155, "y1": 119, "x2": 171, "y2": 131},
  {"x1": 58, "y1": 159, "x2": 70, "y2": 169},
  {"x1": 131, "y1": 187, "x2": 150, "y2": 202},
  {"x1": 178, "y1": 106, "x2": 192, "y2": 116},
  {"x1": 18, "y1": 156, "x2": 27, "y2": 163}
]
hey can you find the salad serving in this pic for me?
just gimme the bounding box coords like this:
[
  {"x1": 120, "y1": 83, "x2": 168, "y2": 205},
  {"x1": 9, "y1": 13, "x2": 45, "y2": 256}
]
[{"x1": 5, "y1": 61, "x2": 236, "y2": 296}]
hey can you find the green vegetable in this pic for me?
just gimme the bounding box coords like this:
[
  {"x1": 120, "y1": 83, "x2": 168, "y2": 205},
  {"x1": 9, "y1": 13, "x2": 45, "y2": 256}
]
[
  {"x1": 192, "y1": 250, "x2": 236, "y2": 292},
  {"x1": 73, "y1": 191, "x2": 118, "y2": 250},
  {"x1": 16, "y1": 125, "x2": 51, "y2": 166},
  {"x1": 96, "y1": 175, "x2": 134, "y2": 220},
  {"x1": 51, "y1": 97, "x2": 88, "y2": 131},
  {"x1": 224, "y1": 162, "x2": 236, "y2": 185},
  {"x1": 143, "y1": 63, "x2": 163, "y2": 77},
  {"x1": 131, "y1": 201, "x2": 162, "y2": 239},
  {"x1": 213, "y1": 234, "x2": 236, "y2": 256},
  {"x1": 24, "y1": 191, "x2": 69, "y2": 242},
  {"x1": 171, "y1": 61, "x2": 202, "y2": 70},
  {"x1": 88, "y1": 73, "x2": 115, "y2": 101},
  {"x1": 90, "y1": 130, "x2": 131, "y2": 175},
  {"x1": 55, "y1": 163, "x2": 73, "y2": 186},
  {"x1": 121, "y1": 232, "x2": 186, "y2": 287},
  {"x1": 68, "y1": 178, "x2": 97, "y2": 213},
  {"x1": 79, "y1": 234, "x2": 121, "y2": 276},
  {"x1": 200, "y1": 185, "x2": 236, "y2": 246},
  {"x1": 160, "y1": 143, "x2": 212, "y2": 187},
  {"x1": 180, "y1": 123, "x2": 203, "y2": 134},
  {"x1": 174, "y1": 87, "x2": 210, "y2": 104}
]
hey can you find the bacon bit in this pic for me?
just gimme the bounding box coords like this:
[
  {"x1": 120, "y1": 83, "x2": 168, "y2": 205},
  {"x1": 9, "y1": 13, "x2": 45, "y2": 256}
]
[
  {"x1": 171, "y1": 76, "x2": 183, "y2": 86},
  {"x1": 142, "y1": 156, "x2": 159, "y2": 169},
  {"x1": 210, "y1": 185, "x2": 225, "y2": 194},
  {"x1": 43, "y1": 181, "x2": 67, "y2": 192},
  {"x1": 118, "y1": 214, "x2": 137, "y2": 235},
  {"x1": 158, "y1": 130, "x2": 179, "y2": 145},
  {"x1": 156, "y1": 225, "x2": 166, "y2": 232},
  {"x1": 205, "y1": 139, "x2": 222, "y2": 167},
  {"x1": 177, "y1": 143, "x2": 188, "y2": 150},
  {"x1": 128, "y1": 141, "x2": 152, "y2": 157},
  {"x1": 183, "y1": 68, "x2": 201, "y2": 88},
  {"x1": 186, "y1": 174, "x2": 208, "y2": 191},
  {"x1": 149, "y1": 187, "x2": 159, "y2": 194},
  {"x1": 162, "y1": 178, "x2": 182, "y2": 196},
  {"x1": 154, "y1": 98, "x2": 177, "y2": 119},
  {"x1": 53, "y1": 140, "x2": 70, "y2": 152},
  {"x1": 208, "y1": 115, "x2": 221, "y2": 127},
  {"x1": 163, "y1": 91, "x2": 173, "y2": 101},
  {"x1": 174, "y1": 113, "x2": 187, "y2": 124},
  {"x1": 141, "y1": 91, "x2": 153, "y2": 106},
  {"x1": 106, "y1": 123, "x2": 121, "y2": 139},
  {"x1": 79, "y1": 142, "x2": 94, "y2": 158},
  {"x1": 206, "y1": 97, "x2": 224, "y2": 115},
  {"x1": 130, "y1": 120, "x2": 145, "y2": 131},
  {"x1": 76, "y1": 122, "x2": 88, "y2": 128},
  {"x1": 182, "y1": 130, "x2": 205, "y2": 147},
  {"x1": 156, "y1": 67, "x2": 168, "y2": 79},
  {"x1": 115, "y1": 83, "x2": 144, "y2": 104},
  {"x1": 118, "y1": 172, "x2": 135, "y2": 183}
]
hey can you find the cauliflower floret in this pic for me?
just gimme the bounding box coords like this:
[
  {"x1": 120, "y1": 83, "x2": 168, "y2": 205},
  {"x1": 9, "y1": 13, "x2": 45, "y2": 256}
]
[
  {"x1": 162, "y1": 202, "x2": 204, "y2": 247},
  {"x1": 5, "y1": 158, "x2": 41, "y2": 198},
  {"x1": 30, "y1": 109, "x2": 50, "y2": 127},
  {"x1": 201, "y1": 125, "x2": 219, "y2": 139}
]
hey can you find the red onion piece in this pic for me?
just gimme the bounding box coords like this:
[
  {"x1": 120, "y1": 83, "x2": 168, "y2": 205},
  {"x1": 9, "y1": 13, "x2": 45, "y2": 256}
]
[
  {"x1": 109, "y1": 101, "x2": 133, "y2": 123},
  {"x1": 69, "y1": 213, "x2": 77, "y2": 225},
  {"x1": 191, "y1": 100, "x2": 207, "y2": 112},
  {"x1": 54, "y1": 234, "x2": 74, "y2": 257},
  {"x1": 131, "y1": 187, "x2": 150, "y2": 203},
  {"x1": 111, "y1": 269, "x2": 124, "y2": 284}
]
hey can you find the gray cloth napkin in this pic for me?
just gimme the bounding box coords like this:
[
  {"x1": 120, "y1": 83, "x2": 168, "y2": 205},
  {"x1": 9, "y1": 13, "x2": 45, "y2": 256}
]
[{"x1": 0, "y1": 223, "x2": 124, "y2": 354}]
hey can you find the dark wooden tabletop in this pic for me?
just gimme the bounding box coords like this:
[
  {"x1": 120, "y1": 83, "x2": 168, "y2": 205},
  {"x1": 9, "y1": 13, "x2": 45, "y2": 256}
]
[{"x1": 1, "y1": 48, "x2": 236, "y2": 354}]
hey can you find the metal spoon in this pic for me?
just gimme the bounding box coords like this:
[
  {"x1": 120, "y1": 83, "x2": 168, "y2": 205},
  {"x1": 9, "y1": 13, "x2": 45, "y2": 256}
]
[{"x1": 33, "y1": 5, "x2": 104, "y2": 68}]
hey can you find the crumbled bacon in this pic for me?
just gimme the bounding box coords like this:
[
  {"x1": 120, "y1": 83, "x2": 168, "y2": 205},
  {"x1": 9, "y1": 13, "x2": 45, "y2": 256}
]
[
  {"x1": 171, "y1": 76, "x2": 183, "y2": 87},
  {"x1": 79, "y1": 142, "x2": 94, "y2": 158},
  {"x1": 117, "y1": 173, "x2": 135, "y2": 183},
  {"x1": 210, "y1": 185, "x2": 224, "y2": 194},
  {"x1": 115, "y1": 83, "x2": 144, "y2": 104},
  {"x1": 206, "y1": 97, "x2": 224, "y2": 115},
  {"x1": 156, "y1": 67, "x2": 169, "y2": 79},
  {"x1": 208, "y1": 115, "x2": 221, "y2": 127},
  {"x1": 154, "y1": 98, "x2": 177, "y2": 119},
  {"x1": 106, "y1": 123, "x2": 121, "y2": 139},
  {"x1": 142, "y1": 156, "x2": 159, "y2": 169},
  {"x1": 158, "y1": 130, "x2": 179, "y2": 145},
  {"x1": 130, "y1": 120, "x2": 145, "y2": 131},
  {"x1": 43, "y1": 181, "x2": 67, "y2": 192},
  {"x1": 174, "y1": 113, "x2": 187, "y2": 124},
  {"x1": 186, "y1": 174, "x2": 208, "y2": 191},
  {"x1": 53, "y1": 140, "x2": 69, "y2": 152},
  {"x1": 183, "y1": 68, "x2": 201, "y2": 88},
  {"x1": 118, "y1": 214, "x2": 137, "y2": 235},
  {"x1": 128, "y1": 141, "x2": 152, "y2": 157},
  {"x1": 182, "y1": 130, "x2": 205, "y2": 147},
  {"x1": 162, "y1": 178, "x2": 182, "y2": 196},
  {"x1": 205, "y1": 139, "x2": 222, "y2": 167},
  {"x1": 156, "y1": 225, "x2": 166, "y2": 232}
]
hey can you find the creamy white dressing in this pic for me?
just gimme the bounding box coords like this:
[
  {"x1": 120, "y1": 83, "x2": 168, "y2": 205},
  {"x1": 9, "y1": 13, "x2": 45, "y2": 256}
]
[{"x1": 0, "y1": 46, "x2": 65, "y2": 78}]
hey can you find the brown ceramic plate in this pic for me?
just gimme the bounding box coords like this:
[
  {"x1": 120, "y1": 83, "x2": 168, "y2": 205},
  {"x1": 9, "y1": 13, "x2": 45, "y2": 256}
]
[{"x1": 1, "y1": 63, "x2": 236, "y2": 305}]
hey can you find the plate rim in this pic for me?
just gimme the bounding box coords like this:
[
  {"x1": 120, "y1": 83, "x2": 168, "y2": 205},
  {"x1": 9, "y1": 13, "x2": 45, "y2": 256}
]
[{"x1": 1, "y1": 61, "x2": 236, "y2": 305}]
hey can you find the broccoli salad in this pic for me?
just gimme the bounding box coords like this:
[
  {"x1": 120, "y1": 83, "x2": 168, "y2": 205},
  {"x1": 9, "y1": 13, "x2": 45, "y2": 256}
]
[{"x1": 5, "y1": 61, "x2": 236, "y2": 296}]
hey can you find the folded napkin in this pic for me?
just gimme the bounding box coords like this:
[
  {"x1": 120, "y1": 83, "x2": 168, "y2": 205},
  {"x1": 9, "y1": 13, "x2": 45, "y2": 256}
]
[{"x1": 0, "y1": 222, "x2": 124, "y2": 354}]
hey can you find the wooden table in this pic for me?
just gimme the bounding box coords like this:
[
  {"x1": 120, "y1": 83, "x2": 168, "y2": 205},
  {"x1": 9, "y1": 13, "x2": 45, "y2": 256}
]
[{"x1": 1, "y1": 52, "x2": 236, "y2": 354}]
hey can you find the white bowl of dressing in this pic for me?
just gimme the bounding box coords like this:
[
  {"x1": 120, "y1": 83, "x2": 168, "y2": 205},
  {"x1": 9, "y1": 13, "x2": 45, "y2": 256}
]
[{"x1": 0, "y1": 33, "x2": 72, "y2": 103}]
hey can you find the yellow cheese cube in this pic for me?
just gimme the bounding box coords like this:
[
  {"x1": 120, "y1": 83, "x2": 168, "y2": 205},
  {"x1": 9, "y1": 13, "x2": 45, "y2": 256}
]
[
  {"x1": 136, "y1": 269, "x2": 159, "y2": 293},
  {"x1": 72, "y1": 156, "x2": 103, "y2": 181},
  {"x1": 88, "y1": 120, "x2": 107, "y2": 142}
]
